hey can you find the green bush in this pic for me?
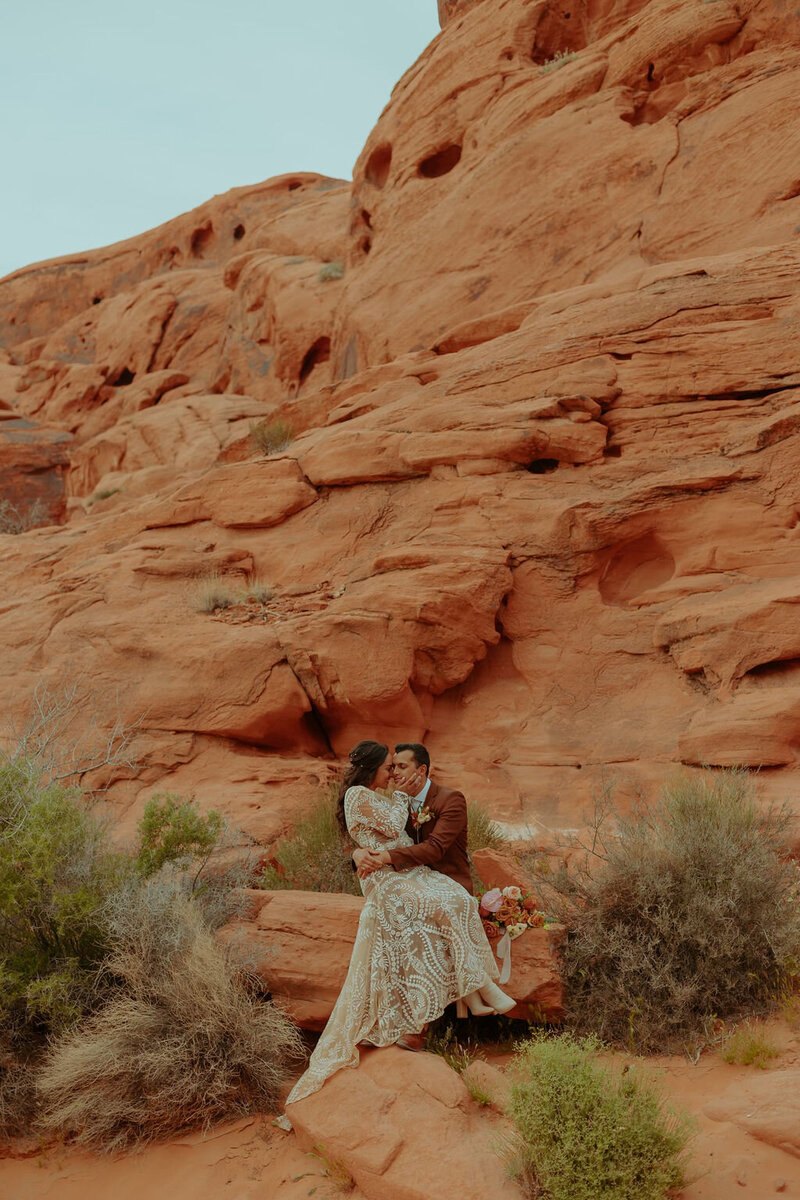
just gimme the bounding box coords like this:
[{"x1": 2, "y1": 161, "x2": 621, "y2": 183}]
[
  {"x1": 0, "y1": 757, "x2": 130, "y2": 1042},
  {"x1": 136, "y1": 794, "x2": 223, "y2": 877},
  {"x1": 249, "y1": 417, "x2": 293, "y2": 456},
  {"x1": 507, "y1": 1033, "x2": 693, "y2": 1200},
  {"x1": 262, "y1": 788, "x2": 361, "y2": 895},
  {"x1": 37, "y1": 881, "x2": 303, "y2": 1151},
  {"x1": 535, "y1": 771, "x2": 800, "y2": 1052}
]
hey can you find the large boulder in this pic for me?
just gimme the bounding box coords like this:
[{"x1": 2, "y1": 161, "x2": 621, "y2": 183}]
[
  {"x1": 704, "y1": 1070, "x2": 800, "y2": 1158},
  {"x1": 222, "y1": 888, "x2": 563, "y2": 1029},
  {"x1": 287, "y1": 1044, "x2": 524, "y2": 1200}
]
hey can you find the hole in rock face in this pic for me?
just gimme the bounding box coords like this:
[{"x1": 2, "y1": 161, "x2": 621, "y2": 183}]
[
  {"x1": 418, "y1": 143, "x2": 462, "y2": 178},
  {"x1": 359, "y1": 235, "x2": 372, "y2": 255},
  {"x1": 605, "y1": 444, "x2": 622, "y2": 457},
  {"x1": 530, "y1": 0, "x2": 587, "y2": 64},
  {"x1": 361, "y1": 209, "x2": 373, "y2": 229},
  {"x1": 299, "y1": 336, "x2": 331, "y2": 385},
  {"x1": 190, "y1": 222, "x2": 214, "y2": 258},
  {"x1": 598, "y1": 533, "x2": 675, "y2": 606},
  {"x1": 233, "y1": 223, "x2": 245, "y2": 240},
  {"x1": 92, "y1": 295, "x2": 104, "y2": 305},
  {"x1": 527, "y1": 458, "x2": 560, "y2": 474},
  {"x1": 365, "y1": 142, "x2": 393, "y2": 188},
  {"x1": 745, "y1": 657, "x2": 800, "y2": 684},
  {"x1": 110, "y1": 367, "x2": 135, "y2": 387},
  {"x1": 287, "y1": 179, "x2": 302, "y2": 191},
  {"x1": 647, "y1": 61, "x2": 656, "y2": 82}
]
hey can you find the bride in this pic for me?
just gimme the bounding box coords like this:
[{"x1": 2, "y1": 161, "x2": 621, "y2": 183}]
[{"x1": 281, "y1": 739, "x2": 515, "y2": 1115}]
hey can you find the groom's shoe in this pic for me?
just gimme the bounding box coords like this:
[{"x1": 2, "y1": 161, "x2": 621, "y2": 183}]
[{"x1": 396, "y1": 1032, "x2": 426, "y2": 1052}]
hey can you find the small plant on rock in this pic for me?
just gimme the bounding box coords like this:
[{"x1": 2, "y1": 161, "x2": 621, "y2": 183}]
[
  {"x1": 249, "y1": 417, "x2": 293, "y2": 456},
  {"x1": 317, "y1": 260, "x2": 344, "y2": 282},
  {"x1": 507, "y1": 1032, "x2": 693, "y2": 1200},
  {"x1": 467, "y1": 800, "x2": 507, "y2": 855},
  {"x1": 0, "y1": 497, "x2": 48, "y2": 534},
  {"x1": 241, "y1": 575, "x2": 273, "y2": 605},
  {"x1": 538, "y1": 49, "x2": 578, "y2": 74},
  {"x1": 193, "y1": 571, "x2": 239, "y2": 613}
]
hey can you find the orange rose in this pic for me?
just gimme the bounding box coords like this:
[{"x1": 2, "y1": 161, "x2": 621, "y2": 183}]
[
  {"x1": 522, "y1": 896, "x2": 539, "y2": 912},
  {"x1": 482, "y1": 919, "x2": 502, "y2": 941},
  {"x1": 495, "y1": 901, "x2": 519, "y2": 924},
  {"x1": 527, "y1": 911, "x2": 545, "y2": 927}
]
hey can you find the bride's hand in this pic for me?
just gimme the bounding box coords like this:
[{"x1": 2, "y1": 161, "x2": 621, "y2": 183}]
[{"x1": 402, "y1": 766, "x2": 426, "y2": 797}]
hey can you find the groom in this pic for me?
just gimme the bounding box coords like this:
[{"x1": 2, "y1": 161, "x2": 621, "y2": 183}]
[{"x1": 353, "y1": 742, "x2": 472, "y2": 893}]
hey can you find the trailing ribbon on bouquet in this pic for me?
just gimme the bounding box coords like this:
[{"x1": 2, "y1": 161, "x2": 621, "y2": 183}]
[{"x1": 495, "y1": 928, "x2": 513, "y2": 984}]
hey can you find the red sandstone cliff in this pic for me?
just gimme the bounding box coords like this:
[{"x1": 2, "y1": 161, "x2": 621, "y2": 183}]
[{"x1": 2, "y1": 0, "x2": 800, "y2": 846}]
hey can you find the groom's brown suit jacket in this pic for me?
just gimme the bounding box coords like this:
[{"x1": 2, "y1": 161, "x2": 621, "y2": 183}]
[{"x1": 387, "y1": 780, "x2": 473, "y2": 894}]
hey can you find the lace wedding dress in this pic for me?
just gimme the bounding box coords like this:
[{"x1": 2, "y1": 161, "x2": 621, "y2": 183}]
[{"x1": 280, "y1": 784, "x2": 499, "y2": 1116}]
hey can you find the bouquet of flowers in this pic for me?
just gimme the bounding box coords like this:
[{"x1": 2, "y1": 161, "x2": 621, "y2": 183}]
[{"x1": 478, "y1": 884, "x2": 548, "y2": 944}]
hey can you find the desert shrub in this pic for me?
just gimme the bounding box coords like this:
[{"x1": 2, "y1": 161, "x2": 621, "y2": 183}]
[
  {"x1": 249, "y1": 417, "x2": 293, "y2": 456},
  {"x1": 538, "y1": 49, "x2": 577, "y2": 74},
  {"x1": 0, "y1": 1053, "x2": 39, "y2": 1140},
  {"x1": 467, "y1": 799, "x2": 507, "y2": 855},
  {"x1": 136, "y1": 794, "x2": 223, "y2": 878},
  {"x1": 0, "y1": 756, "x2": 130, "y2": 1043},
  {"x1": 507, "y1": 1033, "x2": 693, "y2": 1200},
  {"x1": 37, "y1": 881, "x2": 303, "y2": 1150},
  {"x1": 262, "y1": 788, "x2": 361, "y2": 895},
  {"x1": 720, "y1": 1020, "x2": 781, "y2": 1068},
  {"x1": 535, "y1": 772, "x2": 800, "y2": 1052},
  {"x1": 317, "y1": 260, "x2": 344, "y2": 282},
  {"x1": 0, "y1": 497, "x2": 47, "y2": 535},
  {"x1": 92, "y1": 487, "x2": 121, "y2": 502}
]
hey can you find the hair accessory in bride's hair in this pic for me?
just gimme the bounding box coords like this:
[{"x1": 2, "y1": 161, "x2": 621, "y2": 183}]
[{"x1": 349, "y1": 748, "x2": 363, "y2": 766}]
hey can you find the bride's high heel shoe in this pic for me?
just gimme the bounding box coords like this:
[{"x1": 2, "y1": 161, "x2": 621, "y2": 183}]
[
  {"x1": 455, "y1": 990, "x2": 495, "y2": 1018},
  {"x1": 479, "y1": 980, "x2": 517, "y2": 1015}
]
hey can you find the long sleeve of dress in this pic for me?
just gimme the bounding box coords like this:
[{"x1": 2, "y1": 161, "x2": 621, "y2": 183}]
[{"x1": 344, "y1": 785, "x2": 413, "y2": 851}]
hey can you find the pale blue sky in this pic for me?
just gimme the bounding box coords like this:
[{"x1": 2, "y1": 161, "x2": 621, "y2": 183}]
[{"x1": 1, "y1": 0, "x2": 437, "y2": 278}]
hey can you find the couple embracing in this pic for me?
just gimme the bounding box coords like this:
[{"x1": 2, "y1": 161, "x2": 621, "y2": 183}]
[{"x1": 281, "y1": 739, "x2": 514, "y2": 1119}]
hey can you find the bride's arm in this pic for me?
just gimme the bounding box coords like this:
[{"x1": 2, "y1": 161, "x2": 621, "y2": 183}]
[{"x1": 344, "y1": 785, "x2": 406, "y2": 849}]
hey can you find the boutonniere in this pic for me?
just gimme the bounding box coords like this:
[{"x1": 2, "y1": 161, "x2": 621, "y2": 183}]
[{"x1": 411, "y1": 804, "x2": 434, "y2": 829}]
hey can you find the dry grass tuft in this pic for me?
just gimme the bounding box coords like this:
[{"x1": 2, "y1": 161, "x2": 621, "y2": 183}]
[
  {"x1": 538, "y1": 49, "x2": 577, "y2": 74},
  {"x1": 0, "y1": 498, "x2": 48, "y2": 534},
  {"x1": 192, "y1": 571, "x2": 240, "y2": 613},
  {"x1": 38, "y1": 884, "x2": 302, "y2": 1151},
  {"x1": 249, "y1": 417, "x2": 293, "y2": 456},
  {"x1": 720, "y1": 1020, "x2": 781, "y2": 1068},
  {"x1": 467, "y1": 800, "x2": 507, "y2": 855}
]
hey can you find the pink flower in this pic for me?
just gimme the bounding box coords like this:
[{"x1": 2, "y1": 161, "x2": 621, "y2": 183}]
[
  {"x1": 479, "y1": 888, "x2": 504, "y2": 914},
  {"x1": 502, "y1": 885, "x2": 522, "y2": 901}
]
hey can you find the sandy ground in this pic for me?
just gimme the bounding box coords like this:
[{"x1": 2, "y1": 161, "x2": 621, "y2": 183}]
[{"x1": 2, "y1": 1018, "x2": 799, "y2": 1199}]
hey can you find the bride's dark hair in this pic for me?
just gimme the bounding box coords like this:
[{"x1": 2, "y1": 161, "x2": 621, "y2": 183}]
[{"x1": 336, "y1": 740, "x2": 389, "y2": 834}]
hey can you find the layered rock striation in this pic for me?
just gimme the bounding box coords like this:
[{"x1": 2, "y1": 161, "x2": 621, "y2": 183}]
[{"x1": 2, "y1": 0, "x2": 800, "y2": 845}]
